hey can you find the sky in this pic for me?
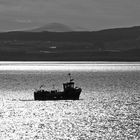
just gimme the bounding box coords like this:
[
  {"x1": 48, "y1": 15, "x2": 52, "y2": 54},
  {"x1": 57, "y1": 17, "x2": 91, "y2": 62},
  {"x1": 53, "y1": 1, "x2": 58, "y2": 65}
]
[{"x1": 0, "y1": 0, "x2": 140, "y2": 31}]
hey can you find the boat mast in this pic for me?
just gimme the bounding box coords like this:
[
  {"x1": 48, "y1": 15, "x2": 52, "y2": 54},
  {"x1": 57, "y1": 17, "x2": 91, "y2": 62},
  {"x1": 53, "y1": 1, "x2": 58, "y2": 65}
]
[{"x1": 68, "y1": 73, "x2": 74, "y2": 82}]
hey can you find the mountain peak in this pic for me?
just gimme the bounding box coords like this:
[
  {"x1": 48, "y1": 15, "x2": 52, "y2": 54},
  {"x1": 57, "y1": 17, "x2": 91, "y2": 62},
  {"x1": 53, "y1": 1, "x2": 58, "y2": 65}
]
[{"x1": 31, "y1": 23, "x2": 73, "y2": 32}]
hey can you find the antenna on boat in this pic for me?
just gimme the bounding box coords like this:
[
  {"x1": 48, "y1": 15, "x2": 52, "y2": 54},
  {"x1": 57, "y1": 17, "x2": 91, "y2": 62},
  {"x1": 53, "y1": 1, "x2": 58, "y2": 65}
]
[
  {"x1": 52, "y1": 84, "x2": 55, "y2": 90},
  {"x1": 68, "y1": 73, "x2": 74, "y2": 82}
]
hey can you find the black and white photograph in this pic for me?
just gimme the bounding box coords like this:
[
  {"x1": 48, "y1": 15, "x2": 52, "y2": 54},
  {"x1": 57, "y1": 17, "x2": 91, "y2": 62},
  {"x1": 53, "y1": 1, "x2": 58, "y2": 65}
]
[{"x1": 0, "y1": 0, "x2": 140, "y2": 139}]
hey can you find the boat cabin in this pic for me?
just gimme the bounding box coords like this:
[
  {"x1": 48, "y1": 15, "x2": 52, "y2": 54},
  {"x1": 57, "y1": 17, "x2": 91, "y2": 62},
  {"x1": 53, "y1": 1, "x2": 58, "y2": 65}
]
[{"x1": 63, "y1": 82, "x2": 74, "y2": 91}]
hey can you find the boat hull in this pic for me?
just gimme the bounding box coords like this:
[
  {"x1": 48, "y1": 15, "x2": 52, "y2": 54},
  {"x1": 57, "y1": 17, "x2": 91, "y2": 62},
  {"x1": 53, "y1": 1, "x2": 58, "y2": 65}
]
[{"x1": 34, "y1": 88, "x2": 82, "y2": 100}]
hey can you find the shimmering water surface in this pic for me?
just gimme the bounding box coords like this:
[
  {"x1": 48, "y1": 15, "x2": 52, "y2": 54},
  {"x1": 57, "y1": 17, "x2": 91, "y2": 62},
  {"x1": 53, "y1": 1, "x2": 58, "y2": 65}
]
[{"x1": 0, "y1": 62, "x2": 140, "y2": 139}]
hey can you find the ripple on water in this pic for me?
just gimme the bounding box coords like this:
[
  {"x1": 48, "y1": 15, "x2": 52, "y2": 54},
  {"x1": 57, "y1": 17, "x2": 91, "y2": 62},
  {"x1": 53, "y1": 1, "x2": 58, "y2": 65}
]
[
  {"x1": 0, "y1": 66, "x2": 140, "y2": 139},
  {"x1": 0, "y1": 93, "x2": 140, "y2": 139}
]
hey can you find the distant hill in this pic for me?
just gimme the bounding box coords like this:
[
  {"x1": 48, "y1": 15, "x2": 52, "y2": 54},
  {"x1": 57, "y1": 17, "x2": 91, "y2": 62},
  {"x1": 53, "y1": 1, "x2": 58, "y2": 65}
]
[
  {"x1": 0, "y1": 25, "x2": 140, "y2": 61},
  {"x1": 30, "y1": 23, "x2": 73, "y2": 32},
  {"x1": 1, "y1": 25, "x2": 140, "y2": 42}
]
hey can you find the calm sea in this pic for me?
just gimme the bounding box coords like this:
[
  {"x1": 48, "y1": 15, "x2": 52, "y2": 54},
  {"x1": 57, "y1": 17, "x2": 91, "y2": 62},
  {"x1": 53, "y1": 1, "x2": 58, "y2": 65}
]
[{"x1": 0, "y1": 61, "x2": 140, "y2": 139}]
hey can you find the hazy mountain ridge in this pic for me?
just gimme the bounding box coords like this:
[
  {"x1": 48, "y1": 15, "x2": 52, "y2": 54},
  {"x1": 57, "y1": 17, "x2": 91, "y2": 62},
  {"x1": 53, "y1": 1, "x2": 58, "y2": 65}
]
[
  {"x1": 0, "y1": 26, "x2": 140, "y2": 61},
  {"x1": 1, "y1": 26, "x2": 140, "y2": 42},
  {"x1": 30, "y1": 23, "x2": 73, "y2": 32}
]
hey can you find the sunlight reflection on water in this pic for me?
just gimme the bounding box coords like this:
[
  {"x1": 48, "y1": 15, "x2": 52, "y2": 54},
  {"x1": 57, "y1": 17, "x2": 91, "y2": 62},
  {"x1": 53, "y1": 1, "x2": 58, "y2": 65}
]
[
  {"x1": 0, "y1": 62, "x2": 140, "y2": 139},
  {"x1": 0, "y1": 61, "x2": 140, "y2": 71}
]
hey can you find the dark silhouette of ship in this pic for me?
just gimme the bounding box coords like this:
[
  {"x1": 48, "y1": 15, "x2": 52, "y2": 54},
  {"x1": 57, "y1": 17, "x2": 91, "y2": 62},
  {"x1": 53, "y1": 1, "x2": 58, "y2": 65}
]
[{"x1": 34, "y1": 73, "x2": 82, "y2": 100}]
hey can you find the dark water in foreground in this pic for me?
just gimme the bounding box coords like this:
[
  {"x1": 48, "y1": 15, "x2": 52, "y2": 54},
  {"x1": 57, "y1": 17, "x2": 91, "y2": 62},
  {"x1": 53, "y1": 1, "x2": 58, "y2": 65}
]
[{"x1": 0, "y1": 62, "x2": 140, "y2": 139}]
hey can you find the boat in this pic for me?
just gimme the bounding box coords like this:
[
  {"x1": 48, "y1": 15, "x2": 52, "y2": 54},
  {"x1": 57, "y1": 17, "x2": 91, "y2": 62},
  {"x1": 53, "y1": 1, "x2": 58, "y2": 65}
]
[{"x1": 34, "y1": 73, "x2": 82, "y2": 100}]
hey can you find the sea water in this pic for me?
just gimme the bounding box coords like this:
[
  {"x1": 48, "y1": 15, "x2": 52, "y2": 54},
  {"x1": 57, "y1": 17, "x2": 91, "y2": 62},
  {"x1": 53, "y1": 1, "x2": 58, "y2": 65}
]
[{"x1": 0, "y1": 62, "x2": 140, "y2": 139}]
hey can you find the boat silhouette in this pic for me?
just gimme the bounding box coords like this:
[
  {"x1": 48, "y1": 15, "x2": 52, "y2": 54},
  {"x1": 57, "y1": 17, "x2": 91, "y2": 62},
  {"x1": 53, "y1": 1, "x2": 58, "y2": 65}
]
[{"x1": 34, "y1": 73, "x2": 82, "y2": 100}]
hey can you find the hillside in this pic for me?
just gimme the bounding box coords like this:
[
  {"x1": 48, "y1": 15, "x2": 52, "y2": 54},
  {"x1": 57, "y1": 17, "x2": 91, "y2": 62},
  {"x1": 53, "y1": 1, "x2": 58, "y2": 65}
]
[{"x1": 0, "y1": 26, "x2": 140, "y2": 61}]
